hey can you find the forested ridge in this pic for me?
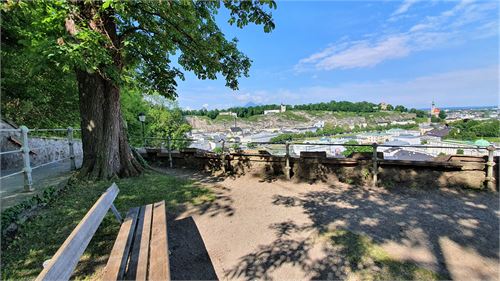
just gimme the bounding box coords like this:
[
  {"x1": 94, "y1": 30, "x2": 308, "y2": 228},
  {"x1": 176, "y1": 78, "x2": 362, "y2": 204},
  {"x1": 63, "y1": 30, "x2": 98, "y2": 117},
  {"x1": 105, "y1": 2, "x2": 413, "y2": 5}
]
[{"x1": 183, "y1": 101, "x2": 428, "y2": 119}]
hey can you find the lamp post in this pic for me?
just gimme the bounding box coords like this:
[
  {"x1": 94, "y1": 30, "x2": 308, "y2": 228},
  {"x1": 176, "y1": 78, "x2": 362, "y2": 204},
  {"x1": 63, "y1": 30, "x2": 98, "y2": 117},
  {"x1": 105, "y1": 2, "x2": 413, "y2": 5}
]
[{"x1": 138, "y1": 112, "x2": 146, "y2": 147}]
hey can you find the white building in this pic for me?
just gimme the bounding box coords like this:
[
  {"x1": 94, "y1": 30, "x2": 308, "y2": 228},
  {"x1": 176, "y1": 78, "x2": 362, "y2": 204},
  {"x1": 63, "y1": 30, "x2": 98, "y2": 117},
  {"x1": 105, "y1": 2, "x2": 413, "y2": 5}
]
[
  {"x1": 264, "y1": 104, "x2": 286, "y2": 115},
  {"x1": 314, "y1": 120, "x2": 325, "y2": 128},
  {"x1": 393, "y1": 135, "x2": 422, "y2": 145},
  {"x1": 219, "y1": 111, "x2": 237, "y2": 117}
]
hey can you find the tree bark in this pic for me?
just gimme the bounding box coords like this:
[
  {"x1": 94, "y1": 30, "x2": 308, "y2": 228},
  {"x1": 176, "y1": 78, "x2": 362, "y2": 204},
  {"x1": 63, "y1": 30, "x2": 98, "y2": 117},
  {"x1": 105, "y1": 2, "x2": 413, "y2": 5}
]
[
  {"x1": 70, "y1": 3, "x2": 143, "y2": 179},
  {"x1": 76, "y1": 69, "x2": 143, "y2": 179}
]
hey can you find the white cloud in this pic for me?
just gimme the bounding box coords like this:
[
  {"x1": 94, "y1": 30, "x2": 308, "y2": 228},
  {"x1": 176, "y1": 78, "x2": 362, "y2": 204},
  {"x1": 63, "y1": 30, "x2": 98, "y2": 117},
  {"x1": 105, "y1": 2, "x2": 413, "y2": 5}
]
[
  {"x1": 234, "y1": 91, "x2": 270, "y2": 104},
  {"x1": 296, "y1": 0, "x2": 498, "y2": 71},
  {"x1": 248, "y1": 66, "x2": 499, "y2": 108},
  {"x1": 202, "y1": 103, "x2": 209, "y2": 109},
  {"x1": 178, "y1": 66, "x2": 498, "y2": 109},
  {"x1": 312, "y1": 36, "x2": 410, "y2": 70},
  {"x1": 392, "y1": 0, "x2": 419, "y2": 16}
]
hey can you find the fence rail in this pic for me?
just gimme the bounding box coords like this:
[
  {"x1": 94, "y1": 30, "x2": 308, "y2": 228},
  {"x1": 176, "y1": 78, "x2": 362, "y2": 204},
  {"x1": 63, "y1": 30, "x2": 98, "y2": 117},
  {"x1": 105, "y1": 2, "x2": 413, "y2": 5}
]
[
  {"x1": 0, "y1": 126, "x2": 81, "y2": 191},
  {"x1": 136, "y1": 136, "x2": 498, "y2": 190}
]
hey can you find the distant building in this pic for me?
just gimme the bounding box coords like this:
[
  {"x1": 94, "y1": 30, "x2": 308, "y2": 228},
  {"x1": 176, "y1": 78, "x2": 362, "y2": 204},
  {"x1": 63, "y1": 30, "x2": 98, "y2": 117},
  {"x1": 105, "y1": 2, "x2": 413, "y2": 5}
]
[
  {"x1": 386, "y1": 128, "x2": 419, "y2": 137},
  {"x1": 392, "y1": 120, "x2": 416, "y2": 125},
  {"x1": 219, "y1": 111, "x2": 237, "y2": 117},
  {"x1": 314, "y1": 120, "x2": 325, "y2": 128},
  {"x1": 430, "y1": 101, "x2": 441, "y2": 118},
  {"x1": 419, "y1": 123, "x2": 434, "y2": 135},
  {"x1": 264, "y1": 104, "x2": 286, "y2": 115},
  {"x1": 229, "y1": 126, "x2": 243, "y2": 135},
  {"x1": 379, "y1": 102, "x2": 388, "y2": 111},
  {"x1": 393, "y1": 135, "x2": 421, "y2": 145},
  {"x1": 358, "y1": 132, "x2": 391, "y2": 143},
  {"x1": 425, "y1": 127, "x2": 451, "y2": 138}
]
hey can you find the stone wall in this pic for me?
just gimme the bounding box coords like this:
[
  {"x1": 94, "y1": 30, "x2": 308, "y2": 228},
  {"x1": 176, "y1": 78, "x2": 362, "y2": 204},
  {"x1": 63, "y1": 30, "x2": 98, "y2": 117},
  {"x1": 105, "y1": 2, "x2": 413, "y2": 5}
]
[
  {"x1": 142, "y1": 148, "x2": 498, "y2": 191},
  {"x1": 1, "y1": 122, "x2": 83, "y2": 171}
]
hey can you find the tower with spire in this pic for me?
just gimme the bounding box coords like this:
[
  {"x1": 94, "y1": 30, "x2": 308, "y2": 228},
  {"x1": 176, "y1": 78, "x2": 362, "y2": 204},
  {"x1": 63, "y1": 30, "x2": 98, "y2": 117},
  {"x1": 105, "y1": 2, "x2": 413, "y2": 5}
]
[{"x1": 429, "y1": 100, "x2": 435, "y2": 123}]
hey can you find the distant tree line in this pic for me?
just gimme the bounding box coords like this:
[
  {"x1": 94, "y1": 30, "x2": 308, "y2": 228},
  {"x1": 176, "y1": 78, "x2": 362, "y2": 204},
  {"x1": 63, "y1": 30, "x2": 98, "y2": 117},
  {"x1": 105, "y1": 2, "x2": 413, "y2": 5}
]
[
  {"x1": 183, "y1": 104, "x2": 281, "y2": 119},
  {"x1": 183, "y1": 100, "x2": 428, "y2": 119}
]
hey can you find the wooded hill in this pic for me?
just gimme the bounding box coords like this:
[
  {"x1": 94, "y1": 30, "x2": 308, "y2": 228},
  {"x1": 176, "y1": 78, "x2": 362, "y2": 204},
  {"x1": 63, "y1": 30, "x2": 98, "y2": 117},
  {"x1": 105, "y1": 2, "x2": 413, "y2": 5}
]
[{"x1": 183, "y1": 101, "x2": 427, "y2": 119}]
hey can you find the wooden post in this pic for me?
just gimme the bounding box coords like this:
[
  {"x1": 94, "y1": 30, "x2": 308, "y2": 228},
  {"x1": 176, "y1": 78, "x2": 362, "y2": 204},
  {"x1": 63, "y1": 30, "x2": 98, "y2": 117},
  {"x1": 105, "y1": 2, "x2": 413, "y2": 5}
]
[
  {"x1": 167, "y1": 136, "x2": 173, "y2": 168},
  {"x1": 285, "y1": 142, "x2": 291, "y2": 180},
  {"x1": 372, "y1": 143, "x2": 378, "y2": 187},
  {"x1": 20, "y1": 126, "x2": 34, "y2": 192},
  {"x1": 486, "y1": 145, "x2": 496, "y2": 191},
  {"x1": 67, "y1": 127, "x2": 76, "y2": 170},
  {"x1": 221, "y1": 140, "x2": 226, "y2": 173}
]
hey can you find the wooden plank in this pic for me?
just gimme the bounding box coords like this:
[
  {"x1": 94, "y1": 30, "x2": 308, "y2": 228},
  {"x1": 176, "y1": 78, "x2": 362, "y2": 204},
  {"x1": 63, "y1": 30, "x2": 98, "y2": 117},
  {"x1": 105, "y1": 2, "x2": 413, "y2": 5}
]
[
  {"x1": 35, "y1": 183, "x2": 120, "y2": 281},
  {"x1": 148, "y1": 201, "x2": 170, "y2": 281},
  {"x1": 126, "y1": 204, "x2": 153, "y2": 280},
  {"x1": 102, "y1": 207, "x2": 140, "y2": 280}
]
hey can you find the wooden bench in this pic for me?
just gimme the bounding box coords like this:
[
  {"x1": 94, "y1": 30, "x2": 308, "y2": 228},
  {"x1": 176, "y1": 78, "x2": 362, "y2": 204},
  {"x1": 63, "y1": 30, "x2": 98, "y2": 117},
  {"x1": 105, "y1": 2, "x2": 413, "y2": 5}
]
[{"x1": 36, "y1": 183, "x2": 170, "y2": 281}]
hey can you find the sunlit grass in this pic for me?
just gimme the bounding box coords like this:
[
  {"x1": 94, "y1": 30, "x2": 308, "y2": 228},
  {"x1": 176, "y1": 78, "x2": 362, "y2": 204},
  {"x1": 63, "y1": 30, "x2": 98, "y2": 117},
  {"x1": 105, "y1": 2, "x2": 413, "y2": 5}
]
[
  {"x1": 1, "y1": 170, "x2": 214, "y2": 280},
  {"x1": 323, "y1": 229, "x2": 443, "y2": 281}
]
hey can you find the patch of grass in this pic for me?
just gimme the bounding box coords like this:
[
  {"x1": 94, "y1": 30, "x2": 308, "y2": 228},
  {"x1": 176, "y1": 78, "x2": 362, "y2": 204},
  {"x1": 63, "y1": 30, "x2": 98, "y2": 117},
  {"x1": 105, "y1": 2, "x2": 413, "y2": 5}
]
[
  {"x1": 213, "y1": 114, "x2": 236, "y2": 123},
  {"x1": 323, "y1": 229, "x2": 443, "y2": 281},
  {"x1": 245, "y1": 114, "x2": 264, "y2": 122},
  {"x1": 277, "y1": 111, "x2": 309, "y2": 122},
  {"x1": 482, "y1": 137, "x2": 500, "y2": 143},
  {"x1": 1, "y1": 170, "x2": 214, "y2": 280},
  {"x1": 302, "y1": 110, "x2": 329, "y2": 117}
]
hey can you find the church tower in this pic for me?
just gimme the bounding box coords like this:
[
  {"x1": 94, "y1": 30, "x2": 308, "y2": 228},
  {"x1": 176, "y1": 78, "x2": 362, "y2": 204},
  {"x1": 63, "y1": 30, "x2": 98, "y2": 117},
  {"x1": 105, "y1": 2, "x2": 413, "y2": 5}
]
[
  {"x1": 280, "y1": 103, "x2": 286, "y2": 113},
  {"x1": 429, "y1": 100, "x2": 435, "y2": 123}
]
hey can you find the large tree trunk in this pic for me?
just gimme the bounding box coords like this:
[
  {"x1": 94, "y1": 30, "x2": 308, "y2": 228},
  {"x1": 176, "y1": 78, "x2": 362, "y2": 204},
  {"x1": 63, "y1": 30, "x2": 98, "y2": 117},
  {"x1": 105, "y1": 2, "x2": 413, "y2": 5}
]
[
  {"x1": 68, "y1": 3, "x2": 144, "y2": 179},
  {"x1": 76, "y1": 70, "x2": 143, "y2": 179}
]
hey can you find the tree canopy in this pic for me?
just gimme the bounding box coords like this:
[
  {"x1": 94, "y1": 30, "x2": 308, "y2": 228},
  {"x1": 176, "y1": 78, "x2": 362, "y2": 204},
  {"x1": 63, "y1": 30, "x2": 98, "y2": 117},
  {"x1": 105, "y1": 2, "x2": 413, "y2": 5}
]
[
  {"x1": 447, "y1": 119, "x2": 500, "y2": 140},
  {"x1": 3, "y1": 0, "x2": 276, "y2": 97}
]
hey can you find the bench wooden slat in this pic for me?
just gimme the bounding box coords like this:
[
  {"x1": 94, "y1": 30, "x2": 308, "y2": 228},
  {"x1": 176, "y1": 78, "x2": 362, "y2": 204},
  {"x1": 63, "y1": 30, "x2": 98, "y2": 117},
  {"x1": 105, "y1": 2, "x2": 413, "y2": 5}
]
[
  {"x1": 126, "y1": 204, "x2": 153, "y2": 280},
  {"x1": 35, "y1": 183, "x2": 120, "y2": 281},
  {"x1": 148, "y1": 201, "x2": 170, "y2": 281},
  {"x1": 102, "y1": 207, "x2": 140, "y2": 280}
]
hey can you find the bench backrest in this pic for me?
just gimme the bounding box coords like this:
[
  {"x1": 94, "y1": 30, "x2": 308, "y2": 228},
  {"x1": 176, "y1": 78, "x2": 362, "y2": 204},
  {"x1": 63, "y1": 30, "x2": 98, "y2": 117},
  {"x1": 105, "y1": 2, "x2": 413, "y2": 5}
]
[{"x1": 36, "y1": 183, "x2": 120, "y2": 281}]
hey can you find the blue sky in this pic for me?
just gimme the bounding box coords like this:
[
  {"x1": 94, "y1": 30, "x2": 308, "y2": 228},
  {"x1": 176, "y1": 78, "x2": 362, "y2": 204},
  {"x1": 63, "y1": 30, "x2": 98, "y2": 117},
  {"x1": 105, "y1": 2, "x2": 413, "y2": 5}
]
[{"x1": 176, "y1": 0, "x2": 499, "y2": 110}]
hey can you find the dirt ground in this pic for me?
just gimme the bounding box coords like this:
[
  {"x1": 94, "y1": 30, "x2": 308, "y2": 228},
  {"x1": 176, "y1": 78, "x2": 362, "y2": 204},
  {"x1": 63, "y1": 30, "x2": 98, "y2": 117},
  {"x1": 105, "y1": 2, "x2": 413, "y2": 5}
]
[{"x1": 162, "y1": 168, "x2": 500, "y2": 281}]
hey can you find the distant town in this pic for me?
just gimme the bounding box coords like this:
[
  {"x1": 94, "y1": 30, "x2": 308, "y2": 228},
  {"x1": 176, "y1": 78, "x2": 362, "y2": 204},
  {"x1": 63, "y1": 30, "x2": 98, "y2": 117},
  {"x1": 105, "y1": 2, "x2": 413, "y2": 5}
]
[{"x1": 182, "y1": 101, "x2": 499, "y2": 161}]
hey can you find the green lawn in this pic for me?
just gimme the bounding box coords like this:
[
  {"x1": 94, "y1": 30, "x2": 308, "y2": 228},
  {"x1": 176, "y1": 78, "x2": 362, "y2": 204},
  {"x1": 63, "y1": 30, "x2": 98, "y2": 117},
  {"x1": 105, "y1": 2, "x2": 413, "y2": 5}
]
[
  {"x1": 322, "y1": 229, "x2": 443, "y2": 281},
  {"x1": 1, "y1": 170, "x2": 214, "y2": 280}
]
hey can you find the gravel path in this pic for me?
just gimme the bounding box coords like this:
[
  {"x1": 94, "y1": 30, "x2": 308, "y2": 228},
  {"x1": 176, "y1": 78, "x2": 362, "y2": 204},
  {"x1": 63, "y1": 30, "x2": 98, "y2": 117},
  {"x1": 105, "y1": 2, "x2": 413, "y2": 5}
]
[{"x1": 162, "y1": 168, "x2": 500, "y2": 281}]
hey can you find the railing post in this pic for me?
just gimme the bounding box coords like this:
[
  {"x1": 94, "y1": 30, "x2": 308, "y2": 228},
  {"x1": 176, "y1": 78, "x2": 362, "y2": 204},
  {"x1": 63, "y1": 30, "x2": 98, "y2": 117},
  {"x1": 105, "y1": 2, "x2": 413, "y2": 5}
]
[
  {"x1": 221, "y1": 139, "x2": 226, "y2": 173},
  {"x1": 67, "y1": 127, "x2": 76, "y2": 170},
  {"x1": 285, "y1": 142, "x2": 291, "y2": 180},
  {"x1": 167, "y1": 135, "x2": 173, "y2": 168},
  {"x1": 372, "y1": 143, "x2": 378, "y2": 187},
  {"x1": 486, "y1": 145, "x2": 496, "y2": 191},
  {"x1": 20, "y1": 126, "x2": 34, "y2": 192}
]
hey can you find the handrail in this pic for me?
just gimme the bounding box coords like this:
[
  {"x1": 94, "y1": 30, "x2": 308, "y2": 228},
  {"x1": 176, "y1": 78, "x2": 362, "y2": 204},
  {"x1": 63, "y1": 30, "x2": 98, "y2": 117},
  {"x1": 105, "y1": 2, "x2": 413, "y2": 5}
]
[
  {"x1": 0, "y1": 128, "x2": 81, "y2": 132},
  {"x1": 0, "y1": 149, "x2": 22, "y2": 155},
  {"x1": 0, "y1": 126, "x2": 79, "y2": 190},
  {"x1": 0, "y1": 170, "x2": 25, "y2": 179}
]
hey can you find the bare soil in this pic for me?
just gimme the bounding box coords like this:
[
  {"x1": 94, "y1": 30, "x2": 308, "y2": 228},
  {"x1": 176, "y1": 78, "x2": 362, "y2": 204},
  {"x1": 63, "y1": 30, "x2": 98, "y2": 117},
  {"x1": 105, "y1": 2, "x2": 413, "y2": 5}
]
[{"x1": 162, "y1": 168, "x2": 500, "y2": 281}]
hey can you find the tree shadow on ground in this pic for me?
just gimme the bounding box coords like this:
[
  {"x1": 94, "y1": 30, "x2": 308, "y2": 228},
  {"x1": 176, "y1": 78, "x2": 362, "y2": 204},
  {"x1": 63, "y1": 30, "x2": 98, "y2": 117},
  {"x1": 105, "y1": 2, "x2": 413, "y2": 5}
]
[
  {"x1": 228, "y1": 186, "x2": 499, "y2": 280},
  {"x1": 193, "y1": 184, "x2": 235, "y2": 217},
  {"x1": 152, "y1": 166, "x2": 226, "y2": 184}
]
